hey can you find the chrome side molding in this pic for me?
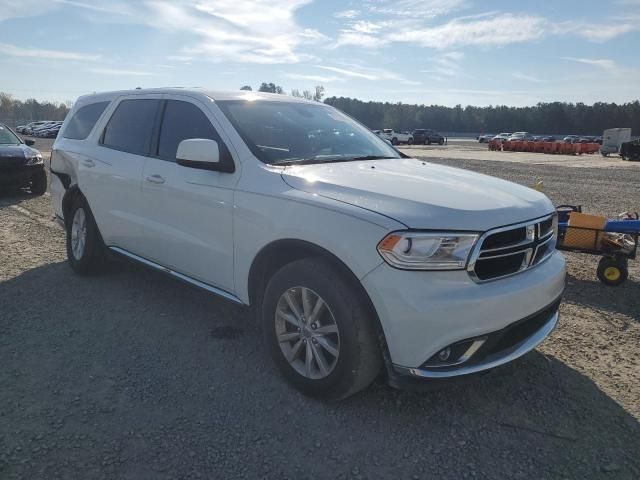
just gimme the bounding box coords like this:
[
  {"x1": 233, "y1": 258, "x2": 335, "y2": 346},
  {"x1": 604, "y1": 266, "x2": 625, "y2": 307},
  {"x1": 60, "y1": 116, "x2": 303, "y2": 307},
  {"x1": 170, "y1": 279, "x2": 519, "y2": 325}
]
[{"x1": 109, "y1": 246, "x2": 244, "y2": 305}]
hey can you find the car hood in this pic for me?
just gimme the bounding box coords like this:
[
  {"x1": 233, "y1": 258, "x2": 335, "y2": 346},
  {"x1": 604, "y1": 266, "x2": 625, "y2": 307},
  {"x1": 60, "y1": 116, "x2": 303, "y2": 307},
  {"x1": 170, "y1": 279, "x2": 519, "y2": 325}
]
[
  {"x1": 0, "y1": 145, "x2": 37, "y2": 169},
  {"x1": 281, "y1": 158, "x2": 554, "y2": 231}
]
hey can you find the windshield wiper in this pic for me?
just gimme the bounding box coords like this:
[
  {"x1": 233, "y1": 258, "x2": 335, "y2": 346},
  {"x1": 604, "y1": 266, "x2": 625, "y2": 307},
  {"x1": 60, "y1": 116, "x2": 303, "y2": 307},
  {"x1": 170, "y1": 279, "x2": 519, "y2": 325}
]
[
  {"x1": 272, "y1": 155, "x2": 397, "y2": 166},
  {"x1": 347, "y1": 155, "x2": 397, "y2": 161}
]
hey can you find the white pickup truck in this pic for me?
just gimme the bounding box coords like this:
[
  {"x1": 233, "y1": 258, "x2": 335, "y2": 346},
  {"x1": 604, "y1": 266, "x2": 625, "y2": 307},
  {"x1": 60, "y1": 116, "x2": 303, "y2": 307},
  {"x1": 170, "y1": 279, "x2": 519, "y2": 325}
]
[
  {"x1": 380, "y1": 129, "x2": 413, "y2": 145},
  {"x1": 50, "y1": 88, "x2": 565, "y2": 399}
]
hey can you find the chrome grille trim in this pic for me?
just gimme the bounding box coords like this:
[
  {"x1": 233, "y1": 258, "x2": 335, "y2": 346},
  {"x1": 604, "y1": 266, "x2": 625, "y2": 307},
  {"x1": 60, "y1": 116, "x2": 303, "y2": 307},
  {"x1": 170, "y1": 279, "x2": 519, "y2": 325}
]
[{"x1": 467, "y1": 213, "x2": 557, "y2": 283}]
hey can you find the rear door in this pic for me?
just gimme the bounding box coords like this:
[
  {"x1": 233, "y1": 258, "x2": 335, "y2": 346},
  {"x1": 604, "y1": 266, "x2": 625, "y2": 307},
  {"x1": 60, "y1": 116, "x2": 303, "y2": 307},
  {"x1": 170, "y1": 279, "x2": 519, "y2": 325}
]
[
  {"x1": 79, "y1": 95, "x2": 162, "y2": 255},
  {"x1": 139, "y1": 95, "x2": 238, "y2": 292}
]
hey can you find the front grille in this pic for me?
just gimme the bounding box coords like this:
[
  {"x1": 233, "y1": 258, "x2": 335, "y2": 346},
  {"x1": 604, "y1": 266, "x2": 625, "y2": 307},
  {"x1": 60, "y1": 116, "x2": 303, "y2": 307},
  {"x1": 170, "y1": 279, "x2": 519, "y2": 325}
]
[{"x1": 469, "y1": 214, "x2": 557, "y2": 282}]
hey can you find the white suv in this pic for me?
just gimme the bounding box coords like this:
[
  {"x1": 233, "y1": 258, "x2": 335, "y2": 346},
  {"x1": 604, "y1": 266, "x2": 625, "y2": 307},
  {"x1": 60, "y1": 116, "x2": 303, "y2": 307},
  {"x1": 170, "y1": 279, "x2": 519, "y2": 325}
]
[{"x1": 50, "y1": 89, "x2": 566, "y2": 399}]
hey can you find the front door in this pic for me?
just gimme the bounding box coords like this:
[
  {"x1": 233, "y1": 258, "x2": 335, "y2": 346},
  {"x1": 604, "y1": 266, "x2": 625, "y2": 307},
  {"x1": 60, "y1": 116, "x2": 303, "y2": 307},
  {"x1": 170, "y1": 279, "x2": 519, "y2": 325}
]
[{"x1": 140, "y1": 97, "x2": 237, "y2": 293}]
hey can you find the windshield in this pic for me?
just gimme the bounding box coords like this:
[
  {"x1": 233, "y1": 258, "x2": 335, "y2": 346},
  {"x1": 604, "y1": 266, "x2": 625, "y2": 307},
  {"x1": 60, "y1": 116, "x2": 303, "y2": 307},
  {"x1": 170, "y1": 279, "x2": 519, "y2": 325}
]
[
  {"x1": 217, "y1": 100, "x2": 401, "y2": 165},
  {"x1": 0, "y1": 125, "x2": 21, "y2": 145}
]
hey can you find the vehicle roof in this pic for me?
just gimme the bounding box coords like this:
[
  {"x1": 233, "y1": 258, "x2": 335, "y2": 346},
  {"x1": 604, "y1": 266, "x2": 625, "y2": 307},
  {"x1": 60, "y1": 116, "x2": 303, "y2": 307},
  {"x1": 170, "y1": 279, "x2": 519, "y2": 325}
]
[{"x1": 73, "y1": 87, "x2": 319, "y2": 106}]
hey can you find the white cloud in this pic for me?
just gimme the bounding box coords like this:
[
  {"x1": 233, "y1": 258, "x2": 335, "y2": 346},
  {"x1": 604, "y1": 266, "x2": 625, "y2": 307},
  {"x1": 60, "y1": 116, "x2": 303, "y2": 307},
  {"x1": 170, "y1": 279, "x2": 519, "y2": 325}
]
[
  {"x1": 1, "y1": 0, "x2": 326, "y2": 65},
  {"x1": 316, "y1": 65, "x2": 378, "y2": 80},
  {"x1": 88, "y1": 67, "x2": 154, "y2": 76},
  {"x1": 421, "y1": 51, "x2": 465, "y2": 77},
  {"x1": 387, "y1": 13, "x2": 547, "y2": 49},
  {"x1": 570, "y1": 23, "x2": 636, "y2": 42},
  {"x1": 0, "y1": 42, "x2": 100, "y2": 61},
  {"x1": 284, "y1": 73, "x2": 342, "y2": 83},
  {"x1": 0, "y1": 0, "x2": 56, "y2": 21},
  {"x1": 146, "y1": 0, "x2": 328, "y2": 64},
  {"x1": 334, "y1": 9, "x2": 360, "y2": 19},
  {"x1": 561, "y1": 57, "x2": 618, "y2": 70},
  {"x1": 512, "y1": 72, "x2": 545, "y2": 83},
  {"x1": 367, "y1": 0, "x2": 467, "y2": 18},
  {"x1": 316, "y1": 63, "x2": 420, "y2": 85}
]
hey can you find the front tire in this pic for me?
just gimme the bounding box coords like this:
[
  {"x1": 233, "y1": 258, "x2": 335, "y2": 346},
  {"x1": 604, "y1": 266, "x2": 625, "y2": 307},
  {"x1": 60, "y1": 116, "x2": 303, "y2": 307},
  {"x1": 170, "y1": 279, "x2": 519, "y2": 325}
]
[
  {"x1": 30, "y1": 170, "x2": 47, "y2": 195},
  {"x1": 262, "y1": 258, "x2": 382, "y2": 400},
  {"x1": 597, "y1": 257, "x2": 628, "y2": 286},
  {"x1": 391, "y1": 137, "x2": 398, "y2": 146},
  {"x1": 66, "y1": 195, "x2": 106, "y2": 275}
]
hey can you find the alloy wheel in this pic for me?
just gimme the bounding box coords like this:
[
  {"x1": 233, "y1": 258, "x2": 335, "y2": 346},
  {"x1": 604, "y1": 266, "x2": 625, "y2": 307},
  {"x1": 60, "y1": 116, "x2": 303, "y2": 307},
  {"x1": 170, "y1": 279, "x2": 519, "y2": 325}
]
[
  {"x1": 275, "y1": 287, "x2": 340, "y2": 380},
  {"x1": 71, "y1": 207, "x2": 87, "y2": 260}
]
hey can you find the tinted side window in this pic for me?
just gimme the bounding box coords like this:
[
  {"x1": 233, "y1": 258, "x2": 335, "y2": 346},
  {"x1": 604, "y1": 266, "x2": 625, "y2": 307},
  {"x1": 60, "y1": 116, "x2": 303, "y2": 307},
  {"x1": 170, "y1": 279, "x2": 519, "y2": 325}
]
[
  {"x1": 157, "y1": 100, "x2": 229, "y2": 161},
  {"x1": 102, "y1": 99, "x2": 160, "y2": 155},
  {"x1": 63, "y1": 101, "x2": 110, "y2": 140}
]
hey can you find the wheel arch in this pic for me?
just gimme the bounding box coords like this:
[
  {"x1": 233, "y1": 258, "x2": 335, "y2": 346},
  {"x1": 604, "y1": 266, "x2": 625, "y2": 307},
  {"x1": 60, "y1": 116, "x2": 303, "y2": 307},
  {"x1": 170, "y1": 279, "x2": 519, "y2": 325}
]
[
  {"x1": 61, "y1": 184, "x2": 84, "y2": 226},
  {"x1": 247, "y1": 238, "x2": 393, "y2": 371}
]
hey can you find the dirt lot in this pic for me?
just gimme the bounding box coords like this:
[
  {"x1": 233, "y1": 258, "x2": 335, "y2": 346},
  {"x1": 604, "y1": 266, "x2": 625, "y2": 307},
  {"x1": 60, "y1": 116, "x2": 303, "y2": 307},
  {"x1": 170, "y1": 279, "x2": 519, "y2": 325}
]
[{"x1": 1, "y1": 139, "x2": 639, "y2": 479}]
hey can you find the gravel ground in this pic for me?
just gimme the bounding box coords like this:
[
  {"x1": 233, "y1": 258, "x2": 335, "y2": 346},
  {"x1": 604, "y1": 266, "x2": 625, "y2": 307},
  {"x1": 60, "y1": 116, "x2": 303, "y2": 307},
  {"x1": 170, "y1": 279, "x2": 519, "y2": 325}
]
[{"x1": 1, "y1": 141, "x2": 639, "y2": 479}]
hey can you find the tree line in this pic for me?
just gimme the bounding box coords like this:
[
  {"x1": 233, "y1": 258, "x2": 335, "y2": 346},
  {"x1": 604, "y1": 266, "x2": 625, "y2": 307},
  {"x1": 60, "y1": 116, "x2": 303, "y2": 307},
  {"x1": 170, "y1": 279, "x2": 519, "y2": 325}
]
[
  {"x1": 0, "y1": 93, "x2": 70, "y2": 127},
  {"x1": 2, "y1": 88, "x2": 638, "y2": 136},
  {"x1": 323, "y1": 97, "x2": 640, "y2": 135}
]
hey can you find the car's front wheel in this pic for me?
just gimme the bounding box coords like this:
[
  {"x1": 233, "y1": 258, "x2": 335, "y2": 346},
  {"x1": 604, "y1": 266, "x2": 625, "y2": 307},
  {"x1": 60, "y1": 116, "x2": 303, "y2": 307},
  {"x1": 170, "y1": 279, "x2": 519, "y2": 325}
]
[
  {"x1": 66, "y1": 195, "x2": 106, "y2": 275},
  {"x1": 262, "y1": 258, "x2": 382, "y2": 400}
]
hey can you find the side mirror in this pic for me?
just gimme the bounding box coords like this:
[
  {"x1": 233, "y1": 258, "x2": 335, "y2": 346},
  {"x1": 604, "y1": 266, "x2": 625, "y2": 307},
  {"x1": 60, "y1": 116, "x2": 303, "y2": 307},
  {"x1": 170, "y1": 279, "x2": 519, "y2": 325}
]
[
  {"x1": 25, "y1": 139, "x2": 35, "y2": 146},
  {"x1": 176, "y1": 139, "x2": 220, "y2": 170}
]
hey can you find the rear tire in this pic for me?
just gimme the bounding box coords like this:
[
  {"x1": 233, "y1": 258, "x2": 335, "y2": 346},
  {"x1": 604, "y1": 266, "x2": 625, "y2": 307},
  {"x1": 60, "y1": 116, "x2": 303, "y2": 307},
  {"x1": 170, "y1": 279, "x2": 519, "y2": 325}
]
[
  {"x1": 262, "y1": 258, "x2": 382, "y2": 400},
  {"x1": 438, "y1": 138, "x2": 445, "y2": 145},
  {"x1": 66, "y1": 195, "x2": 106, "y2": 275},
  {"x1": 30, "y1": 170, "x2": 47, "y2": 195},
  {"x1": 408, "y1": 138, "x2": 413, "y2": 145},
  {"x1": 391, "y1": 138, "x2": 398, "y2": 146}
]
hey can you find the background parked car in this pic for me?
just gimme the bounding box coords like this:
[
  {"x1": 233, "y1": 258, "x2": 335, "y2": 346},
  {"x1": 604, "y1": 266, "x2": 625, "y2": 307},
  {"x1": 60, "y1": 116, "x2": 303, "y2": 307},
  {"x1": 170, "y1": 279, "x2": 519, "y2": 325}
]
[
  {"x1": 412, "y1": 128, "x2": 445, "y2": 145},
  {"x1": 492, "y1": 132, "x2": 512, "y2": 142},
  {"x1": 477, "y1": 133, "x2": 495, "y2": 143},
  {"x1": 381, "y1": 128, "x2": 413, "y2": 145},
  {"x1": 563, "y1": 135, "x2": 581, "y2": 143},
  {"x1": 24, "y1": 121, "x2": 51, "y2": 135},
  {"x1": 508, "y1": 132, "x2": 534, "y2": 141},
  {"x1": 0, "y1": 123, "x2": 47, "y2": 195}
]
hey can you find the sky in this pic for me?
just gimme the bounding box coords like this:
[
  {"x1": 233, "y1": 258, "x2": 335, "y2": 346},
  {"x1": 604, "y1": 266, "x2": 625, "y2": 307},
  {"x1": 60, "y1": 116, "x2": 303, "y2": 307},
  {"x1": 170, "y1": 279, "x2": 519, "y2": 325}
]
[{"x1": 0, "y1": 0, "x2": 639, "y2": 107}]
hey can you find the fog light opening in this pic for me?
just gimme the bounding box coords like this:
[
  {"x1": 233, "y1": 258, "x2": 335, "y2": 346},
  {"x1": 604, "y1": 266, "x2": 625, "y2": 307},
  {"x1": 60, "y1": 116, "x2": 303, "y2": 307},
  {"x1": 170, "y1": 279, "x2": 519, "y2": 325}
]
[{"x1": 437, "y1": 347, "x2": 451, "y2": 362}]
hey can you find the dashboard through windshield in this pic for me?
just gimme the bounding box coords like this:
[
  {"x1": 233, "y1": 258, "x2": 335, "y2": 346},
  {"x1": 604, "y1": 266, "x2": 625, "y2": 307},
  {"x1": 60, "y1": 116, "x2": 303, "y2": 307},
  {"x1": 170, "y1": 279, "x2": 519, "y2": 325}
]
[{"x1": 216, "y1": 100, "x2": 400, "y2": 165}]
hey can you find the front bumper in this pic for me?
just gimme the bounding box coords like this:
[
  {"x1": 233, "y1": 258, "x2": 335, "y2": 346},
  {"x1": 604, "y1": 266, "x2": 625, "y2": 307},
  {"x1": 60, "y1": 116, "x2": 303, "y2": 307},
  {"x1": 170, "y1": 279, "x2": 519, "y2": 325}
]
[
  {"x1": 361, "y1": 250, "x2": 566, "y2": 372},
  {"x1": 0, "y1": 165, "x2": 44, "y2": 187},
  {"x1": 394, "y1": 299, "x2": 560, "y2": 379}
]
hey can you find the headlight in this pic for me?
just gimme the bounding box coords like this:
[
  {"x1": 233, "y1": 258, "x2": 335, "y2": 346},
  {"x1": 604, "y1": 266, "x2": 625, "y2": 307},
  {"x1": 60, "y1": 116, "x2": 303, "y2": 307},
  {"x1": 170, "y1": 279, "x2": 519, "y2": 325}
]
[
  {"x1": 25, "y1": 154, "x2": 43, "y2": 165},
  {"x1": 377, "y1": 231, "x2": 479, "y2": 270}
]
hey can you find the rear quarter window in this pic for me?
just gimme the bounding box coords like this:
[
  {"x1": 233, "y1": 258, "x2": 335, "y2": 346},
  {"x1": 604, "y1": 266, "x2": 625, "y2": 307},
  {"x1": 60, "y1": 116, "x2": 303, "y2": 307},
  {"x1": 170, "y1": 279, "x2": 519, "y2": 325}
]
[{"x1": 62, "y1": 101, "x2": 110, "y2": 140}]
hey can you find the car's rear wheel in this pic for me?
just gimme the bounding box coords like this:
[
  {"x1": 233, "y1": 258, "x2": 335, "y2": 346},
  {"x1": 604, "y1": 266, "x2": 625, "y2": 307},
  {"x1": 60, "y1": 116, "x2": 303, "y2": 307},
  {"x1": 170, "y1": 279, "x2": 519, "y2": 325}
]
[
  {"x1": 30, "y1": 170, "x2": 47, "y2": 195},
  {"x1": 262, "y1": 258, "x2": 381, "y2": 400},
  {"x1": 408, "y1": 138, "x2": 413, "y2": 145},
  {"x1": 438, "y1": 138, "x2": 445, "y2": 145},
  {"x1": 391, "y1": 137, "x2": 398, "y2": 145},
  {"x1": 66, "y1": 195, "x2": 106, "y2": 275}
]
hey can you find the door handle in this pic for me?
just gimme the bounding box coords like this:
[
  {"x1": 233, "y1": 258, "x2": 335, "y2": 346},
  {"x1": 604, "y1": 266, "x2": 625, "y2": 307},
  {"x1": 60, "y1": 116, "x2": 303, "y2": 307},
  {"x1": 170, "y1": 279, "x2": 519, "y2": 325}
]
[
  {"x1": 145, "y1": 174, "x2": 166, "y2": 184},
  {"x1": 81, "y1": 159, "x2": 95, "y2": 168}
]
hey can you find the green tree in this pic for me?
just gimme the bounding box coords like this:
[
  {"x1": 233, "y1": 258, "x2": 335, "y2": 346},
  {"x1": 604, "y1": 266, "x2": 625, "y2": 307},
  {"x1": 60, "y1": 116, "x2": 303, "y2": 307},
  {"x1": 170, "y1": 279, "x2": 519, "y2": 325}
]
[{"x1": 258, "y1": 82, "x2": 284, "y2": 94}]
